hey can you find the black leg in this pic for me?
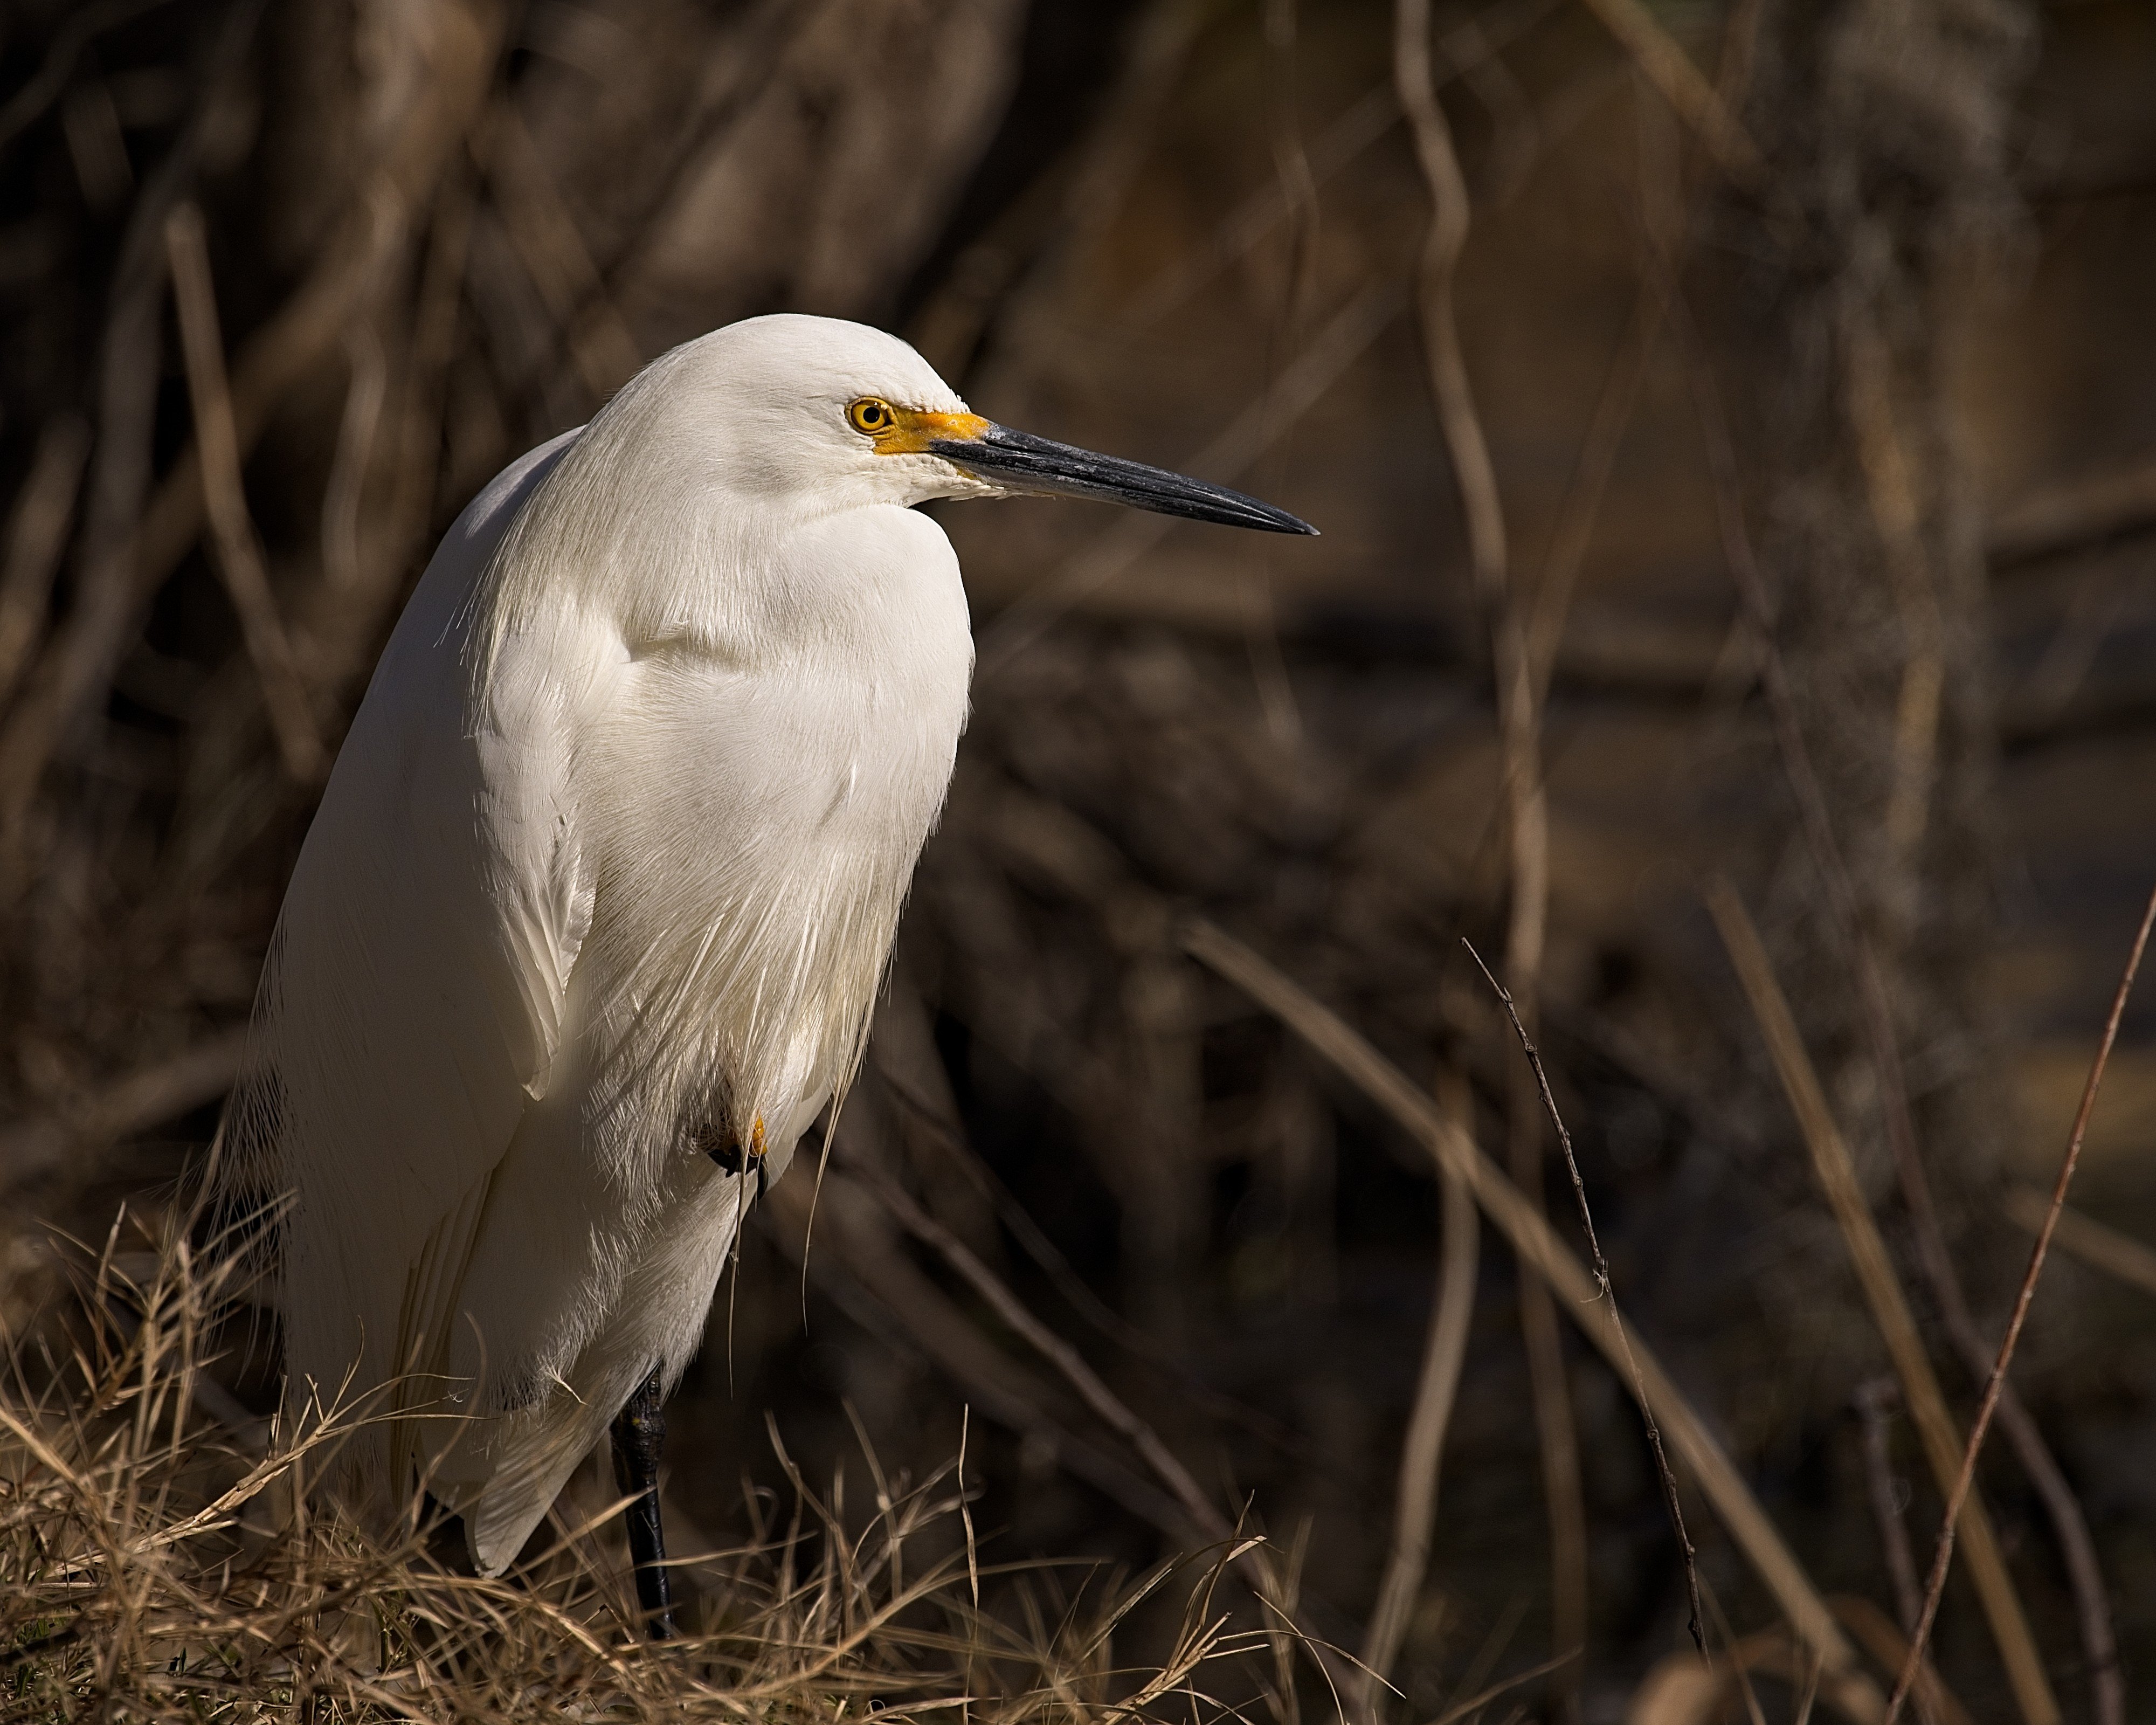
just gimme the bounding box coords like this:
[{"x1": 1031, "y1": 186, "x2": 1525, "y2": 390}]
[{"x1": 609, "y1": 1365, "x2": 677, "y2": 1639}]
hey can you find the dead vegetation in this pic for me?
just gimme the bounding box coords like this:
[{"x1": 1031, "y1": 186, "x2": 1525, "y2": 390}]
[{"x1": 0, "y1": 1216, "x2": 1273, "y2": 1723}]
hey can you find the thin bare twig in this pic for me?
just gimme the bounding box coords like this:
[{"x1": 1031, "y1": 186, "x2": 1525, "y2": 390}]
[
  {"x1": 1886, "y1": 877, "x2": 2156, "y2": 1723},
  {"x1": 1708, "y1": 878, "x2": 2055, "y2": 1725},
  {"x1": 1460, "y1": 941, "x2": 1607, "y2": 1292},
  {"x1": 1181, "y1": 917, "x2": 1885, "y2": 1723},
  {"x1": 1461, "y1": 939, "x2": 1704, "y2": 1654}
]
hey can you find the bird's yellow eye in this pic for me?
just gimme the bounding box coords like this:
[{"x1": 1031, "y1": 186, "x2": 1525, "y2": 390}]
[{"x1": 847, "y1": 397, "x2": 896, "y2": 436}]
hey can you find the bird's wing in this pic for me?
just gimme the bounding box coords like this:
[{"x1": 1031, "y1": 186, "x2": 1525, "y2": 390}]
[{"x1": 233, "y1": 431, "x2": 596, "y2": 1477}]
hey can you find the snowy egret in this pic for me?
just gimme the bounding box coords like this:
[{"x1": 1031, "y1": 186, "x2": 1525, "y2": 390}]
[{"x1": 221, "y1": 313, "x2": 1312, "y2": 1635}]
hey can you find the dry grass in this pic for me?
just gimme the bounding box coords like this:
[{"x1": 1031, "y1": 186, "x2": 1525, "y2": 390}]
[{"x1": 0, "y1": 1216, "x2": 1267, "y2": 1725}]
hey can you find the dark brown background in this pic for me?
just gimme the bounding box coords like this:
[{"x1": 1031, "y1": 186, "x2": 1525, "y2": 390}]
[{"x1": 3, "y1": 1, "x2": 2154, "y2": 1719}]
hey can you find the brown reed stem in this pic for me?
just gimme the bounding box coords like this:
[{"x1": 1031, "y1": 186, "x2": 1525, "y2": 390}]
[
  {"x1": 1183, "y1": 916, "x2": 1886, "y2": 1723},
  {"x1": 165, "y1": 204, "x2": 324, "y2": 784},
  {"x1": 1709, "y1": 877, "x2": 2055, "y2": 1725},
  {"x1": 1669, "y1": 277, "x2": 2100, "y2": 1725}
]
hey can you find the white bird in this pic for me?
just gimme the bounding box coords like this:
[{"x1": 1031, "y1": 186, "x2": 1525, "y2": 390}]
[{"x1": 220, "y1": 313, "x2": 1311, "y2": 1632}]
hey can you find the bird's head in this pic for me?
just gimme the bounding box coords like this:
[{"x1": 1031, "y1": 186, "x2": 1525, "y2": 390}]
[{"x1": 655, "y1": 314, "x2": 1316, "y2": 537}]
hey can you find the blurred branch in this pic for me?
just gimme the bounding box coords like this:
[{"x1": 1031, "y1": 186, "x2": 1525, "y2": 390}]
[
  {"x1": 0, "y1": 0, "x2": 267, "y2": 861},
  {"x1": 1831, "y1": 1597, "x2": 1974, "y2": 1725},
  {"x1": 877, "y1": 1062, "x2": 1145, "y2": 1348},
  {"x1": 928, "y1": 0, "x2": 1218, "y2": 387},
  {"x1": 1841, "y1": 316, "x2": 1945, "y2": 916},
  {"x1": 1670, "y1": 280, "x2": 2116, "y2": 1725},
  {"x1": 872, "y1": 1052, "x2": 1322, "y2": 1467},
  {"x1": 848, "y1": 1158, "x2": 1231, "y2": 1545},
  {"x1": 975, "y1": 279, "x2": 1399, "y2": 671},
  {"x1": 165, "y1": 204, "x2": 324, "y2": 785},
  {"x1": 1852, "y1": 1379, "x2": 1924, "y2": 1638},
  {"x1": 1443, "y1": 6, "x2": 1540, "y2": 202},
  {"x1": 0, "y1": 1031, "x2": 245, "y2": 1198},
  {"x1": 1986, "y1": 452, "x2": 2156, "y2": 568},
  {"x1": 1530, "y1": 0, "x2": 1760, "y2": 706},
  {"x1": 1038, "y1": 0, "x2": 1220, "y2": 289},
  {"x1": 2001, "y1": 1184, "x2": 2156, "y2": 1300},
  {"x1": 1110, "y1": 81, "x2": 1399, "y2": 336},
  {"x1": 0, "y1": 418, "x2": 91, "y2": 713},
  {"x1": 757, "y1": 1168, "x2": 1192, "y2": 1538},
  {"x1": 843, "y1": 1151, "x2": 1360, "y2": 1710},
  {"x1": 0, "y1": 0, "x2": 499, "y2": 843},
  {"x1": 1525, "y1": 270, "x2": 1664, "y2": 702},
  {"x1": 1393, "y1": 3, "x2": 1581, "y2": 1703},
  {"x1": 1570, "y1": 0, "x2": 1763, "y2": 188},
  {"x1": 483, "y1": 105, "x2": 642, "y2": 404},
  {"x1": 319, "y1": 327, "x2": 388, "y2": 599},
  {"x1": 583, "y1": 0, "x2": 838, "y2": 317},
  {"x1": 1889, "y1": 878, "x2": 2156, "y2": 1724},
  {"x1": 1464, "y1": 937, "x2": 1704, "y2": 1653},
  {"x1": 1075, "y1": 0, "x2": 1559, "y2": 349},
  {"x1": 1357, "y1": 1069, "x2": 1478, "y2": 1711},
  {"x1": 1180, "y1": 916, "x2": 1885, "y2": 1724},
  {"x1": 1261, "y1": 0, "x2": 1321, "y2": 359},
  {"x1": 301, "y1": 158, "x2": 482, "y2": 709},
  {"x1": 2005, "y1": 561, "x2": 2144, "y2": 734},
  {"x1": 1706, "y1": 880, "x2": 2056, "y2": 1725},
  {"x1": 389, "y1": 170, "x2": 479, "y2": 553},
  {"x1": 0, "y1": 0, "x2": 178, "y2": 155}
]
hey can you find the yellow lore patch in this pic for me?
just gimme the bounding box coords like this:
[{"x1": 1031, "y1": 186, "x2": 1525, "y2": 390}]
[{"x1": 847, "y1": 397, "x2": 991, "y2": 455}]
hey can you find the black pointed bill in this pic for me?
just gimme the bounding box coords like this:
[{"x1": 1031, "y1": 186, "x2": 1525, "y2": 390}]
[{"x1": 929, "y1": 423, "x2": 1316, "y2": 536}]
